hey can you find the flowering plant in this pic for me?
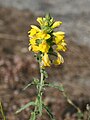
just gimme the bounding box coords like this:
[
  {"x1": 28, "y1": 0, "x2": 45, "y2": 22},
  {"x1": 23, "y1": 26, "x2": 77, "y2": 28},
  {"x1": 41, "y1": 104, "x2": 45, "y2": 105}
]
[{"x1": 16, "y1": 14, "x2": 82, "y2": 120}]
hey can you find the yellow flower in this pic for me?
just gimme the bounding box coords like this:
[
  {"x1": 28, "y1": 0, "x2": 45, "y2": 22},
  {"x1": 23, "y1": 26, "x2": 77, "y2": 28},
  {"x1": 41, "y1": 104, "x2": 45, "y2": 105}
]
[
  {"x1": 37, "y1": 17, "x2": 48, "y2": 26},
  {"x1": 56, "y1": 40, "x2": 67, "y2": 51},
  {"x1": 31, "y1": 25, "x2": 40, "y2": 31},
  {"x1": 29, "y1": 38, "x2": 37, "y2": 45},
  {"x1": 53, "y1": 32, "x2": 65, "y2": 44},
  {"x1": 53, "y1": 35, "x2": 65, "y2": 44},
  {"x1": 39, "y1": 41, "x2": 50, "y2": 53},
  {"x1": 53, "y1": 52, "x2": 64, "y2": 65},
  {"x1": 42, "y1": 53, "x2": 51, "y2": 66},
  {"x1": 31, "y1": 45, "x2": 39, "y2": 53},
  {"x1": 37, "y1": 17, "x2": 43, "y2": 26},
  {"x1": 53, "y1": 31, "x2": 65, "y2": 36},
  {"x1": 36, "y1": 31, "x2": 50, "y2": 40},
  {"x1": 28, "y1": 25, "x2": 40, "y2": 37},
  {"x1": 51, "y1": 21, "x2": 62, "y2": 29},
  {"x1": 28, "y1": 29, "x2": 37, "y2": 37}
]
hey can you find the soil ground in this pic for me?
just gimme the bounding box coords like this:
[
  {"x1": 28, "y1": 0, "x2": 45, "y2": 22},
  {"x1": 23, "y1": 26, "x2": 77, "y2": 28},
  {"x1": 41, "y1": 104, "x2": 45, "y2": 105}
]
[{"x1": 0, "y1": 7, "x2": 90, "y2": 120}]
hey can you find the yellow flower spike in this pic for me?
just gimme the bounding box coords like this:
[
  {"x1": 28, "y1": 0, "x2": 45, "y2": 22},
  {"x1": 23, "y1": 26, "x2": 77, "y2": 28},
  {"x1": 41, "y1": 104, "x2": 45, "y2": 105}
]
[
  {"x1": 28, "y1": 15, "x2": 67, "y2": 67},
  {"x1": 37, "y1": 17, "x2": 43, "y2": 26},
  {"x1": 53, "y1": 52, "x2": 64, "y2": 65},
  {"x1": 42, "y1": 53, "x2": 51, "y2": 67},
  {"x1": 51, "y1": 21, "x2": 62, "y2": 29},
  {"x1": 39, "y1": 41, "x2": 50, "y2": 53}
]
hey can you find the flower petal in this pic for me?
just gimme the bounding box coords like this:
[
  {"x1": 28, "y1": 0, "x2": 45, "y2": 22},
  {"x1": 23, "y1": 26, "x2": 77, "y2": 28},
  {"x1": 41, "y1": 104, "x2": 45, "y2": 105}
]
[
  {"x1": 42, "y1": 53, "x2": 51, "y2": 66},
  {"x1": 39, "y1": 41, "x2": 50, "y2": 53},
  {"x1": 31, "y1": 25, "x2": 40, "y2": 32},
  {"x1": 53, "y1": 52, "x2": 64, "y2": 65},
  {"x1": 51, "y1": 21, "x2": 62, "y2": 28},
  {"x1": 37, "y1": 17, "x2": 43, "y2": 26}
]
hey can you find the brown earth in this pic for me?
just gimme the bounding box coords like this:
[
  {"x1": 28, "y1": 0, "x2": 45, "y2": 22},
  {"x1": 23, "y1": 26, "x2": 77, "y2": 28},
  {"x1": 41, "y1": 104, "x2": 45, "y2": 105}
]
[{"x1": 0, "y1": 7, "x2": 90, "y2": 120}]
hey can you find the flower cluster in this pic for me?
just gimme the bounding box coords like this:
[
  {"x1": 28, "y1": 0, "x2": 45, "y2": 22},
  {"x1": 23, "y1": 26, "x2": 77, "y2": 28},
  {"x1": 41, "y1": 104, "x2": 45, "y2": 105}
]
[{"x1": 28, "y1": 14, "x2": 67, "y2": 67}]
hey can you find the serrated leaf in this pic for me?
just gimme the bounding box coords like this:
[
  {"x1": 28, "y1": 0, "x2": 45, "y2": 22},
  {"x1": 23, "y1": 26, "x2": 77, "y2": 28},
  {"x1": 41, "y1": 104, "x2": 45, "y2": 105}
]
[{"x1": 16, "y1": 101, "x2": 35, "y2": 114}]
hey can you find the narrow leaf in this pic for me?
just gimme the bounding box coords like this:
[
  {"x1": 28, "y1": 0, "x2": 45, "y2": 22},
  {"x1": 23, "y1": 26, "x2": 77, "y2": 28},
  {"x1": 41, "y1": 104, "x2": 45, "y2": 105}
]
[
  {"x1": 43, "y1": 104, "x2": 55, "y2": 120},
  {"x1": 23, "y1": 82, "x2": 33, "y2": 90},
  {"x1": 16, "y1": 101, "x2": 35, "y2": 114},
  {"x1": 48, "y1": 83, "x2": 64, "y2": 92}
]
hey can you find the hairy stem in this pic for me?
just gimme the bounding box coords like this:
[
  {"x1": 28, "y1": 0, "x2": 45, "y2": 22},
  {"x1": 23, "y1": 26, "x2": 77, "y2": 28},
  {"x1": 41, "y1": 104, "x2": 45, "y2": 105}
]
[
  {"x1": 38, "y1": 66, "x2": 44, "y2": 116},
  {"x1": 39, "y1": 68, "x2": 44, "y2": 94}
]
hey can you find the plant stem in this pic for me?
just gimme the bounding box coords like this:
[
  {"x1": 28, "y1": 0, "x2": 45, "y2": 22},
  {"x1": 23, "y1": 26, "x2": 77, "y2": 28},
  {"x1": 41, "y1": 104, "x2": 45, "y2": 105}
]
[
  {"x1": 39, "y1": 67, "x2": 44, "y2": 94},
  {"x1": 0, "y1": 101, "x2": 6, "y2": 120},
  {"x1": 38, "y1": 66, "x2": 44, "y2": 116},
  {"x1": 32, "y1": 65, "x2": 44, "y2": 119}
]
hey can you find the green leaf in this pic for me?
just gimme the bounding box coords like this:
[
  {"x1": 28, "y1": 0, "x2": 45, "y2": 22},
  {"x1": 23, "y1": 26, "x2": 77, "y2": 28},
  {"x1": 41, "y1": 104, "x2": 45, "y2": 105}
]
[
  {"x1": 23, "y1": 82, "x2": 34, "y2": 90},
  {"x1": 43, "y1": 26, "x2": 53, "y2": 33},
  {"x1": 33, "y1": 78, "x2": 39, "y2": 85},
  {"x1": 16, "y1": 101, "x2": 35, "y2": 114},
  {"x1": 43, "y1": 104, "x2": 55, "y2": 120},
  {"x1": 49, "y1": 18, "x2": 54, "y2": 26},
  {"x1": 45, "y1": 13, "x2": 51, "y2": 20},
  {"x1": 47, "y1": 83, "x2": 64, "y2": 92}
]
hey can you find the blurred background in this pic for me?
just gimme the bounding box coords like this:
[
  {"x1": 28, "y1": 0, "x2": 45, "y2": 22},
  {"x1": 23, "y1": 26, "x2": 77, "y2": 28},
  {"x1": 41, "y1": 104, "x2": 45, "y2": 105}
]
[{"x1": 0, "y1": 0, "x2": 90, "y2": 120}]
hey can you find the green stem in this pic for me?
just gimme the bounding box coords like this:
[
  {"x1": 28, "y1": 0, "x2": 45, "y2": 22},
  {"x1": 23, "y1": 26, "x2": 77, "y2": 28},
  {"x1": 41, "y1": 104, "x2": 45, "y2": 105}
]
[
  {"x1": 0, "y1": 101, "x2": 6, "y2": 120},
  {"x1": 39, "y1": 68, "x2": 44, "y2": 94},
  {"x1": 32, "y1": 64, "x2": 44, "y2": 119},
  {"x1": 38, "y1": 66, "x2": 44, "y2": 116}
]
